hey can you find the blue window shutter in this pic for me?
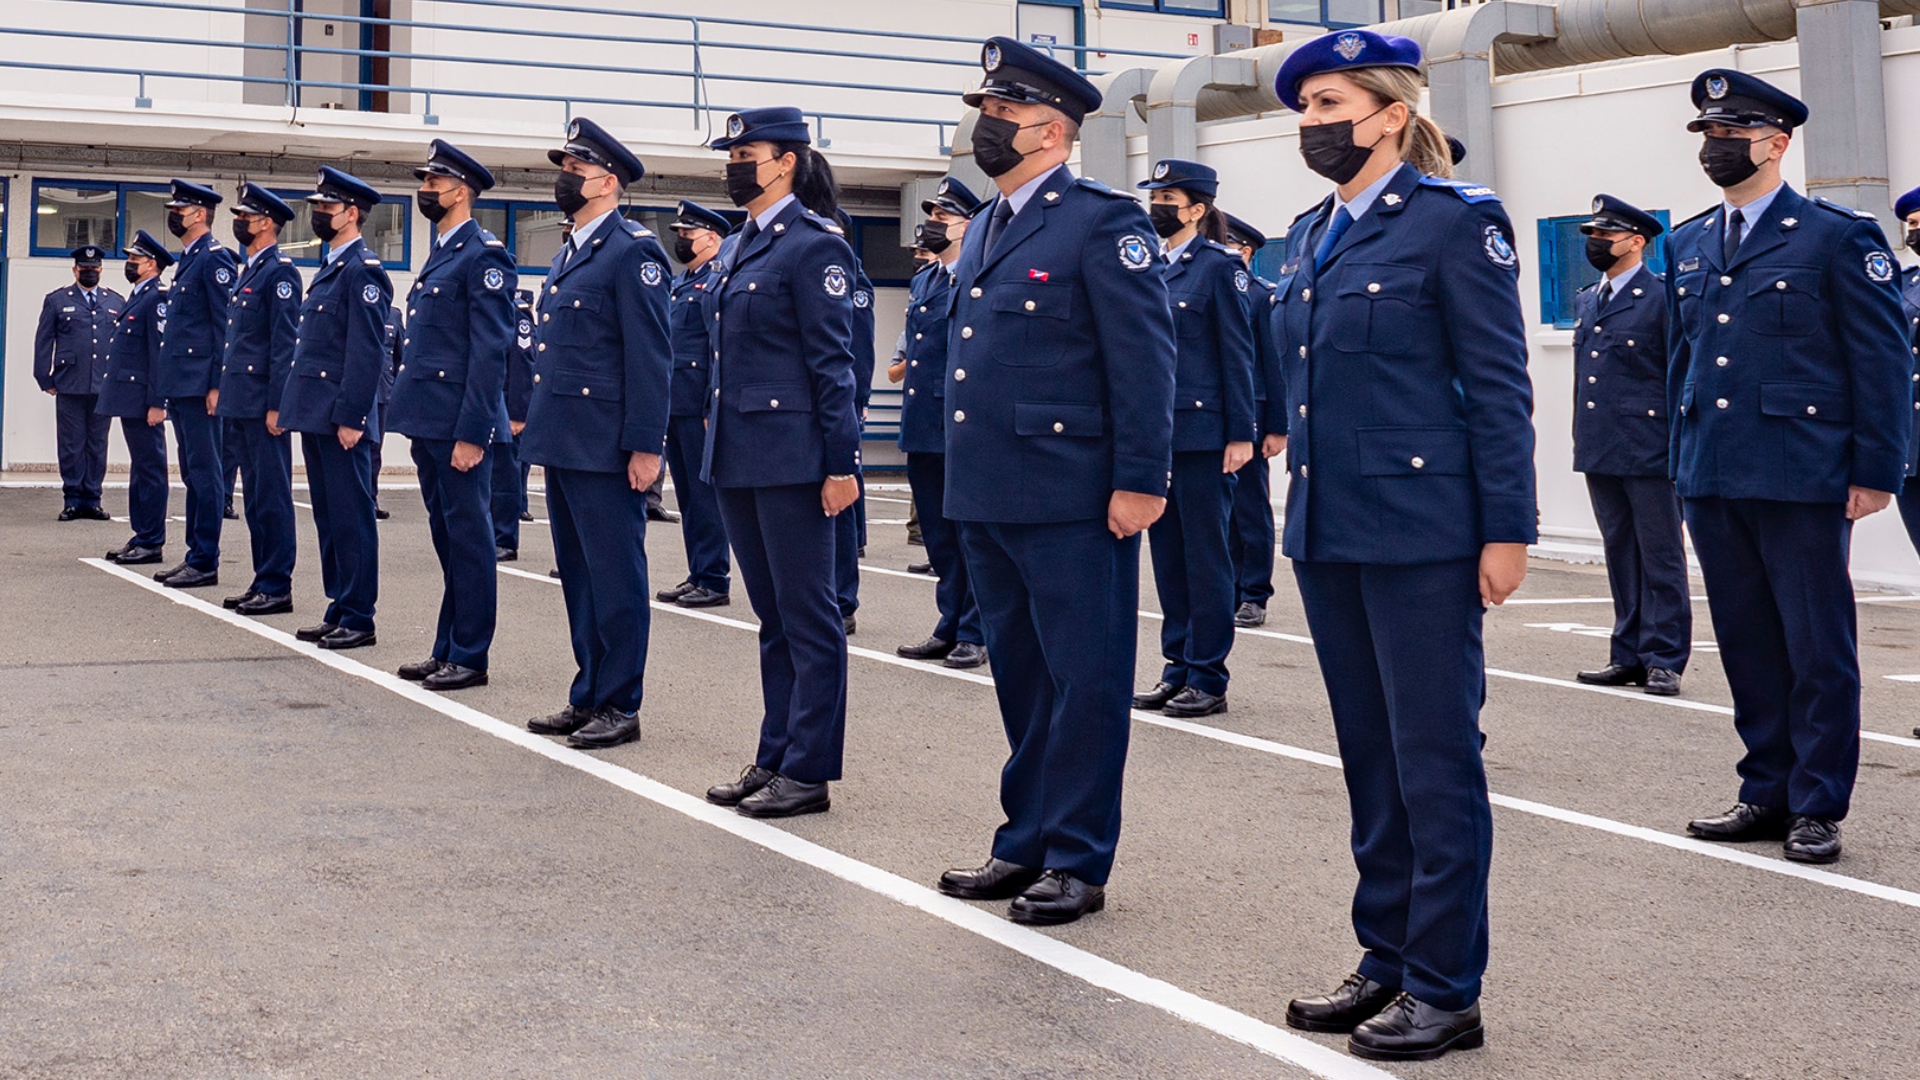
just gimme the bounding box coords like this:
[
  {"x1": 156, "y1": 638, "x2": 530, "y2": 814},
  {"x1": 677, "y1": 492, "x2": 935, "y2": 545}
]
[{"x1": 1536, "y1": 217, "x2": 1559, "y2": 326}]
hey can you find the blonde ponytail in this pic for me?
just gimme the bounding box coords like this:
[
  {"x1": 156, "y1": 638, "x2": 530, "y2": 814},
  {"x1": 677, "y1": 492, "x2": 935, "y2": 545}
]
[{"x1": 1340, "y1": 65, "x2": 1453, "y2": 179}]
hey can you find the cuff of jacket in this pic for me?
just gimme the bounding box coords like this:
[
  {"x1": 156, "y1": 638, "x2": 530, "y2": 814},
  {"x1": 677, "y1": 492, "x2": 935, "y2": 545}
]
[
  {"x1": 620, "y1": 424, "x2": 669, "y2": 459},
  {"x1": 329, "y1": 406, "x2": 369, "y2": 432},
  {"x1": 1113, "y1": 453, "x2": 1172, "y2": 498},
  {"x1": 1480, "y1": 495, "x2": 1540, "y2": 545},
  {"x1": 824, "y1": 436, "x2": 861, "y2": 478},
  {"x1": 1849, "y1": 451, "x2": 1910, "y2": 495},
  {"x1": 454, "y1": 416, "x2": 498, "y2": 447}
]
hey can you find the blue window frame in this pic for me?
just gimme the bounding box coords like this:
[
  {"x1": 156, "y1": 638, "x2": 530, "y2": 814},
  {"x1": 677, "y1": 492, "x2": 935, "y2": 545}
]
[
  {"x1": 1537, "y1": 210, "x2": 1671, "y2": 328},
  {"x1": 32, "y1": 179, "x2": 122, "y2": 256},
  {"x1": 1105, "y1": 0, "x2": 1226, "y2": 16}
]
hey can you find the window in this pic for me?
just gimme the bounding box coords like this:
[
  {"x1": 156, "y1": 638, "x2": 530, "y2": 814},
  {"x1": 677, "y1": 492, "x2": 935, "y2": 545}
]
[
  {"x1": 1536, "y1": 210, "x2": 1671, "y2": 328},
  {"x1": 271, "y1": 189, "x2": 412, "y2": 270},
  {"x1": 515, "y1": 206, "x2": 570, "y2": 270},
  {"x1": 33, "y1": 182, "x2": 119, "y2": 255},
  {"x1": 1269, "y1": 0, "x2": 1381, "y2": 26},
  {"x1": 848, "y1": 216, "x2": 919, "y2": 288},
  {"x1": 1106, "y1": 0, "x2": 1226, "y2": 15},
  {"x1": 1250, "y1": 244, "x2": 1289, "y2": 283}
]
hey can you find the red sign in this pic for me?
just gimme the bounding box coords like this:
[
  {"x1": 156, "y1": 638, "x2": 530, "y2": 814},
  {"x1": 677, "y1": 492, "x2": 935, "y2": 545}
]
[{"x1": 1188, "y1": 32, "x2": 1200, "y2": 46}]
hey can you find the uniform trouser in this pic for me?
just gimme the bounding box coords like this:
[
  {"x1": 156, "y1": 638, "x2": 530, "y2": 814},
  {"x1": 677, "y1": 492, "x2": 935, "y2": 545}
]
[
  {"x1": 834, "y1": 473, "x2": 865, "y2": 618},
  {"x1": 369, "y1": 403, "x2": 389, "y2": 505},
  {"x1": 1293, "y1": 557, "x2": 1492, "y2": 1012},
  {"x1": 167, "y1": 398, "x2": 223, "y2": 571},
  {"x1": 520, "y1": 460, "x2": 532, "y2": 516},
  {"x1": 1149, "y1": 450, "x2": 1238, "y2": 697},
  {"x1": 219, "y1": 421, "x2": 237, "y2": 502},
  {"x1": 116, "y1": 415, "x2": 169, "y2": 549},
  {"x1": 960, "y1": 518, "x2": 1140, "y2": 886},
  {"x1": 301, "y1": 433, "x2": 378, "y2": 632},
  {"x1": 717, "y1": 483, "x2": 847, "y2": 784},
  {"x1": 413, "y1": 438, "x2": 498, "y2": 671},
  {"x1": 664, "y1": 413, "x2": 732, "y2": 592},
  {"x1": 905, "y1": 452, "x2": 981, "y2": 645},
  {"x1": 224, "y1": 417, "x2": 296, "y2": 597},
  {"x1": 1229, "y1": 449, "x2": 1276, "y2": 608},
  {"x1": 491, "y1": 435, "x2": 522, "y2": 552},
  {"x1": 547, "y1": 466, "x2": 650, "y2": 714},
  {"x1": 55, "y1": 393, "x2": 110, "y2": 509},
  {"x1": 1683, "y1": 497, "x2": 1860, "y2": 820},
  {"x1": 1899, "y1": 478, "x2": 1920, "y2": 557},
  {"x1": 1585, "y1": 473, "x2": 1691, "y2": 673}
]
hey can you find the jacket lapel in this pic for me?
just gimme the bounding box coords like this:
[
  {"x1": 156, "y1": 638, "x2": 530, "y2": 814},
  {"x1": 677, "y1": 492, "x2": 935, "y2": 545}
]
[{"x1": 1320, "y1": 165, "x2": 1419, "y2": 272}]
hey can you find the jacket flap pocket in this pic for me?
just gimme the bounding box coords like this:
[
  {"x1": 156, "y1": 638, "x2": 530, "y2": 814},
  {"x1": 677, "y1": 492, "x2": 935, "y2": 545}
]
[
  {"x1": 1335, "y1": 264, "x2": 1425, "y2": 301},
  {"x1": 552, "y1": 288, "x2": 606, "y2": 315},
  {"x1": 1759, "y1": 381, "x2": 1849, "y2": 422},
  {"x1": 739, "y1": 381, "x2": 810, "y2": 413},
  {"x1": 1746, "y1": 266, "x2": 1823, "y2": 299},
  {"x1": 988, "y1": 281, "x2": 1072, "y2": 320},
  {"x1": 1357, "y1": 426, "x2": 1470, "y2": 476},
  {"x1": 550, "y1": 369, "x2": 622, "y2": 402},
  {"x1": 1617, "y1": 396, "x2": 1666, "y2": 419},
  {"x1": 1175, "y1": 388, "x2": 1223, "y2": 412},
  {"x1": 407, "y1": 359, "x2": 469, "y2": 382},
  {"x1": 1014, "y1": 401, "x2": 1105, "y2": 436}
]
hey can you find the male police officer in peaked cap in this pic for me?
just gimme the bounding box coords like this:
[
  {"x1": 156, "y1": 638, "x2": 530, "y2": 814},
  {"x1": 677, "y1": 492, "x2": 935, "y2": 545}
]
[
  {"x1": 1668, "y1": 70, "x2": 1912, "y2": 864},
  {"x1": 1892, "y1": 183, "x2": 1920, "y2": 559},
  {"x1": 1570, "y1": 195, "x2": 1688, "y2": 696},
  {"x1": 35, "y1": 244, "x2": 122, "y2": 521},
  {"x1": 389, "y1": 139, "x2": 516, "y2": 691},
  {"x1": 654, "y1": 199, "x2": 734, "y2": 611},
  {"x1": 214, "y1": 182, "x2": 303, "y2": 617},
  {"x1": 935, "y1": 37, "x2": 1177, "y2": 925},
  {"x1": 153, "y1": 179, "x2": 239, "y2": 588}
]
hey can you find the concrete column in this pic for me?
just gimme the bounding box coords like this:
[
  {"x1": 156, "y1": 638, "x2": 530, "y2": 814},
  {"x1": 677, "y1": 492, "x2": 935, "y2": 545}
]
[{"x1": 1795, "y1": 0, "x2": 1894, "y2": 233}]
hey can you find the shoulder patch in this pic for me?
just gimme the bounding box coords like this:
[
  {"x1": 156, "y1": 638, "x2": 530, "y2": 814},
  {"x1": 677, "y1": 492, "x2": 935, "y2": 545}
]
[
  {"x1": 213, "y1": 266, "x2": 232, "y2": 285},
  {"x1": 1866, "y1": 250, "x2": 1896, "y2": 283},
  {"x1": 361, "y1": 283, "x2": 382, "y2": 304},
  {"x1": 1232, "y1": 269, "x2": 1250, "y2": 293},
  {"x1": 1075, "y1": 177, "x2": 1134, "y2": 201},
  {"x1": 640, "y1": 262, "x2": 664, "y2": 287},
  {"x1": 275, "y1": 280, "x2": 294, "y2": 300},
  {"x1": 1117, "y1": 234, "x2": 1154, "y2": 273},
  {"x1": 823, "y1": 264, "x2": 849, "y2": 297},
  {"x1": 482, "y1": 267, "x2": 506, "y2": 291},
  {"x1": 1482, "y1": 223, "x2": 1518, "y2": 269},
  {"x1": 1419, "y1": 176, "x2": 1501, "y2": 204}
]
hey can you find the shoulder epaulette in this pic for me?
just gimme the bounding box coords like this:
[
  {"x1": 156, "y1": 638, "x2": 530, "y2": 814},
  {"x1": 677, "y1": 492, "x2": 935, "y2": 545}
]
[
  {"x1": 1254, "y1": 275, "x2": 1276, "y2": 289},
  {"x1": 967, "y1": 200, "x2": 993, "y2": 220},
  {"x1": 1289, "y1": 199, "x2": 1328, "y2": 228},
  {"x1": 796, "y1": 212, "x2": 845, "y2": 236},
  {"x1": 479, "y1": 228, "x2": 505, "y2": 247},
  {"x1": 277, "y1": 255, "x2": 293, "y2": 265},
  {"x1": 362, "y1": 255, "x2": 382, "y2": 266},
  {"x1": 1074, "y1": 177, "x2": 1134, "y2": 200},
  {"x1": 1814, "y1": 196, "x2": 1877, "y2": 221},
  {"x1": 1418, "y1": 176, "x2": 1501, "y2": 203},
  {"x1": 1204, "y1": 240, "x2": 1241, "y2": 256},
  {"x1": 624, "y1": 221, "x2": 654, "y2": 238},
  {"x1": 1675, "y1": 205, "x2": 1715, "y2": 229}
]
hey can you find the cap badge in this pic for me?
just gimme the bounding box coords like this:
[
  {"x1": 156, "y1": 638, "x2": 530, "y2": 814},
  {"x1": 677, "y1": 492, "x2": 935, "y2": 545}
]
[
  {"x1": 726, "y1": 114, "x2": 744, "y2": 139},
  {"x1": 568, "y1": 119, "x2": 582, "y2": 139},
  {"x1": 938, "y1": 179, "x2": 950, "y2": 195},
  {"x1": 984, "y1": 43, "x2": 1003, "y2": 72},
  {"x1": 1334, "y1": 33, "x2": 1365, "y2": 62},
  {"x1": 1592, "y1": 196, "x2": 1604, "y2": 214},
  {"x1": 1153, "y1": 162, "x2": 1170, "y2": 180},
  {"x1": 1706, "y1": 75, "x2": 1729, "y2": 100}
]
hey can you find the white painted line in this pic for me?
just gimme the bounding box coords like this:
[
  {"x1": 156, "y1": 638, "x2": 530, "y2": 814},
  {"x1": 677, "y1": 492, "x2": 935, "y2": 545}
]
[
  {"x1": 1499, "y1": 595, "x2": 1709, "y2": 606},
  {"x1": 1887, "y1": 675, "x2": 1920, "y2": 683},
  {"x1": 83, "y1": 557, "x2": 1390, "y2": 1080},
  {"x1": 1859, "y1": 595, "x2": 1920, "y2": 603},
  {"x1": 495, "y1": 564, "x2": 1920, "y2": 907}
]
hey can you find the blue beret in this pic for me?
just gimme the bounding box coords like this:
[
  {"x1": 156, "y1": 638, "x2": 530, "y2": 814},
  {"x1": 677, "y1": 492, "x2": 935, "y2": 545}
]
[
  {"x1": 711, "y1": 107, "x2": 811, "y2": 151},
  {"x1": 1275, "y1": 30, "x2": 1423, "y2": 113},
  {"x1": 921, "y1": 176, "x2": 984, "y2": 217},
  {"x1": 1688, "y1": 69, "x2": 1807, "y2": 132},
  {"x1": 305, "y1": 166, "x2": 382, "y2": 210},
  {"x1": 962, "y1": 36, "x2": 1103, "y2": 125},
  {"x1": 1579, "y1": 194, "x2": 1664, "y2": 239},
  {"x1": 233, "y1": 181, "x2": 295, "y2": 225},
  {"x1": 124, "y1": 229, "x2": 174, "y2": 270},
  {"x1": 1222, "y1": 213, "x2": 1266, "y2": 251},
  {"x1": 1138, "y1": 158, "x2": 1218, "y2": 198},
  {"x1": 69, "y1": 245, "x2": 105, "y2": 266},
  {"x1": 164, "y1": 179, "x2": 222, "y2": 210},
  {"x1": 671, "y1": 199, "x2": 733, "y2": 235},
  {"x1": 548, "y1": 116, "x2": 645, "y2": 186},
  {"x1": 1896, "y1": 185, "x2": 1920, "y2": 223},
  {"x1": 414, "y1": 138, "x2": 496, "y2": 192}
]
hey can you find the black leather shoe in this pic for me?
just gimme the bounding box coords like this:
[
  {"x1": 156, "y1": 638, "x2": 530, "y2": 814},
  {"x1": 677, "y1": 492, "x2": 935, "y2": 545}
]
[
  {"x1": 1234, "y1": 601, "x2": 1267, "y2": 628},
  {"x1": 937, "y1": 858, "x2": 1041, "y2": 901},
  {"x1": 1348, "y1": 993, "x2": 1484, "y2": 1062},
  {"x1": 736, "y1": 774, "x2": 829, "y2": 817},
  {"x1": 76, "y1": 506, "x2": 112, "y2": 521},
  {"x1": 398, "y1": 657, "x2": 446, "y2": 681},
  {"x1": 1008, "y1": 870, "x2": 1104, "y2": 926},
  {"x1": 656, "y1": 580, "x2": 697, "y2": 603},
  {"x1": 1644, "y1": 667, "x2": 1681, "y2": 696},
  {"x1": 223, "y1": 590, "x2": 259, "y2": 610},
  {"x1": 222, "y1": 500, "x2": 239, "y2": 521},
  {"x1": 58, "y1": 507, "x2": 79, "y2": 522},
  {"x1": 907, "y1": 561, "x2": 934, "y2": 575},
  {"x1": 547, "y1": 568, "x2": 560, "y2": 579},
  {"x1": 944, "y1": 642, "x2": 987, "y2": 669},
  {"x1": 675, "y1": 586, "x2": 729, "y2": 608},
  {"x1": 374, "y1": 503, "x2": 390, "y2": 521},
  {"x1": 153, "y1": 561, "x2": 191, "y2": 583},
  {"x1": 569, "y1": 707, "x2": 639, "y2": 749},
  {"x1": 1576, "y1": 663, "x2": 1646, "y2": 687},
  {"x1": 1686, "y1": 802, "x2": 1790, "y2": 842},
  {"x1": 1285, "y1": 973, "x2": 1400, "y2": 1033},
  {"x1": 843, "y1": 614, "x2": 857, "y2": 636},
  {"x1": 295, "y1": 622, "x2": 339, "y2": 642},
  {"x1": 527, "y1": 704, "x2": 593, "y2": 736},
  {"x1": 907, "y1": 533, "x2": 924, "y2": 547},
  {"x1": 897, "y1": 635, "x2": 955, "y2": 660},
  {"x1": 1784, "y1": 816, "x2": 1842, "y2": 863},
  {"x1": 645, "y1": 505, "x2": 680, "y2": 523},
  {"x1": 519, "y1": 510, "x2": 534, "y2": 523},
  {"x1": 423, "y1": 663, "x2": 487, "y2": 691},
  {"x1": 495, "y1": 547, "x2": 517, "y2": 562},
  {"x1": 706, "y1": 764, "x2": 776, "y2": 806},
  {"x1": 1132, "y1": 681, "x2": 1184, "y2": 710},
  {"x1": 106, "y1": 543, "x2": 163, "y2": 565},
  {"x1": 236, "y1": 593, "x2": 291, "y2": 616},
  {"x1": 1163, "y1": 687, "x2": 1227, "y2": 718},
  {"x1": 316, "y1": 627, "x2": 376, "y2": 650},
  {"x1": 162, "y1": 566, "x2": 218, "y2": 589}
]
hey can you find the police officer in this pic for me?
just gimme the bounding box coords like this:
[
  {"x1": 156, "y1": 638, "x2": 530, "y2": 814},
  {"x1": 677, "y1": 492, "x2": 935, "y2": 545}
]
[
  {"x1": 214, "y1": 183, "x2": 303, "y2": 617},
  {"x1": 933, "y1": 39, "x2": 1176, "y2": 925},
  {"x1": 152, "y1": 179, "x2": 238, "y2": 588},
  {"x1": 1131, "y1": 159, "x2": 1254, "y2": 719},
  {"x1": 893, "y1": 177, "x2": 987, "y2": 670},
  {"x1": 35, "y1": 245, "x2": 122, "y2": 521},
  {"x1": 519, "y1": 118, "x2": 673, "y2": 750},
  {"x1": 1893, "y1": 185, "x2": 1920, "y2": 556},
  {"x1": 653, "y1": 199, "x2": 734, "y2": 609},
  {"x1": 493, "y1": 287, "x2": 536, "y2": 561},
  {"x1": 96, "y1": 231, "x2": 173, "y2": 565},
  {"x1": 1269, "y1": 31, "x2": 1534, "y2": 1060},
  {"x1": 278, "y1": 167, "x2": 393, "y2": 651},
  {"x1": 1223, "y1": 213, "x2": 1281, "y2": 628},
  {"x1": 699, "y1": 106, "x2": 862, "y2": 818},
  {"x1": 1568, "y1": 195, "x2": 1688, "y2": 696},
  {"x1": 1670, "y1": 70, "x2": 1912, "y2": 864},
  {"x1": 388, "y1": 139, "x2": 516, "y2": 692}
]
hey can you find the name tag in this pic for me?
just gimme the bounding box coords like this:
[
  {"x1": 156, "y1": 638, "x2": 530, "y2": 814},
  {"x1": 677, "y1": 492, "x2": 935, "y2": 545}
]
[{"x1": 1678, "y1": 258, "x2": 1700, "y2": 272}]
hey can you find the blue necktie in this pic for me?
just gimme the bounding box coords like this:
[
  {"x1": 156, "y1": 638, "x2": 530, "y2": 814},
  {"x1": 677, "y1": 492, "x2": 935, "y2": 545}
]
[{"x1": 1314, "y1": 207, "x2": 1354, "y2": 271}]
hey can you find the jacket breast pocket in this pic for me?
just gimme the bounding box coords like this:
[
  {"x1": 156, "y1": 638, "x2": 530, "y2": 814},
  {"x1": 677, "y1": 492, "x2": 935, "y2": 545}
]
[
  {"x1": 738, "y1": 381, "x2": 811, "y2": 414},
  {"x1": 296, "y1": 361, "x2": 343, "y2": 385},
  {"x1": 1760, "y1": 381, "x2": 1850, "y2": 423},
  {"x1": 1014, "y1": 401, "x2": 1105, "y2": 437},
  {"x1": 986, "y1": 281, "x2": 1073, "y2": 368},
  {"x1": 1357, "y1": 426, "x2": 1471, "y2": 476},
  {"x1": 1747, "y1": 267, "x2": 1823, "y2": 337},
  {"x1": 407, "y1": 358, "x2": 470, "y2": 384},
  {"x1": 729, "y1": 270, "x2": 785, "y2": 320},
  {"x1": 1329, "y1": 265, "x2": 1422, "y2": 354},
  {"x1": 1673, "y1": 271, "x2": 1704, "y2": 334},
  {"x1": 416, "y1": 286, "x2": 466, "y2": 327},
  {"x1": 1618, "y1": 396, "x2": 1666, "y2": 421},
  {"x1": 550, "y1": 369, "x2": 621, "y2": 402},
  {"x1": 550, "y1": 288, "x2": 607, "y2": 325}
]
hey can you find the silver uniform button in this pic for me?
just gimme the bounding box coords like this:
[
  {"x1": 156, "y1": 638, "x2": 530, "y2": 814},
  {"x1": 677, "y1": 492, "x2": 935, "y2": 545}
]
[
  {"x1": 1716, "y1": 356, "x2": 1729, "y2": 367},
  {"x1": 770, "y1": 399, "x2": 779, "y2": 408},
  {"x1": 1410, "y1": 456, "x2": 1425, "y2": 469},
  {"x1": 953, "y1": 369, "x2": 965, "y2": 381},
  {"x1": 748, "y1": 282, "x2": 756, "y2": 291},
  {"x1": 1177, "y1": 301, "x2": 1187, "y2": 309},
  {"x1": 1586, "y1": 401, "x2": 1595, "y2": 409},
  {"x1": 1647, "y1": 409, "x2": 1657, "y2": 417},
  {"x1": 1025, "y1": 300, "x2": 1037, "y2": 311},
  {"x1": 1677, "y1": 287, "x2": 1687, "y2": 296},
  {"x1": 907, "y1": 388, "x2": 915, "y2": 396},
  {"x1": 1720, "y1": 275, "x2": 1732, "y2": 286},
  {"x1": 538, "y1": 343, "x2": 546, "y2": 352},
  {"x1": 953, "y1": 410, "x2": 965, "y2": 422},
  {"x1": 1298, "y1": 404, "x2": 1306, "y2": 417},
  {"x1": 1590, "y1": 351, "x2": 1599, "y2": 358},
  {"x1": 1716, "y1": 398, "x2": 1729, "y2": 409},
  {"x1": 1806, "y1": 405, "x2": 1817, "y2": 415},
  {"x1": 914, "y1": 333, "x2": 922, "y2": 341},
  {"x1": 961, "y1": 327, "x2": 973, "y2": 339},
  {"x1": 970, "y1": 287, "x2": 982, "y2": 298},
  {"x1": 1717, "y1": 313, "x2": 1730, "y2": 324},
  {"x1": 582, "y1": 387, "x2": 590, "y2": 396},
  {"x1": 1300, "y1": 464, "x2": 1308, "y2": 477},
  {"x1": 1301, "y1": 288, "x2": 1311, "y2": 300},
  {"x1": 534, "y1": 374, "x2": 541, "y2": 383},
  {"x1": 1367, "y1": 283, "x2": 1380, "y2": 294},
  {"x1": 1053, "y1": 422, "x2": 1064, "y2": 433},
  {"x1": 1626, "y1": 339, "x2": 1635, "y2": 347},
  {"x1": 1298, "y1": 345, "x2": 1307, "y2": 358},
  {"x1": 1775, "y1": 281, "x2": 1787, "y2": 290},
  {"x1": 1587, "y1": 376, "x2": 1597, "y2": 384}
]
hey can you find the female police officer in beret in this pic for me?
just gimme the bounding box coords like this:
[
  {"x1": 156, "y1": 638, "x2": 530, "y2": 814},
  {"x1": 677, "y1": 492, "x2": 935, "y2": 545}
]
[
  {"x1": 1131, "y1": 159, "x2": 1254, "y2": 720},
  {"x1": 1263, "y1": 30, "x2": 1535, "y2": 1062},
  {"x1": 699, "y1": 107, "x2": 862, "y2": 819}
]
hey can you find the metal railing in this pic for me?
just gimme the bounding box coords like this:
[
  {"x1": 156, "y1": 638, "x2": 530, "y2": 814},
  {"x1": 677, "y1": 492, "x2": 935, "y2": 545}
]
[{"x1": 2, "y1": 0, "x2": 1203, "y2": 151}]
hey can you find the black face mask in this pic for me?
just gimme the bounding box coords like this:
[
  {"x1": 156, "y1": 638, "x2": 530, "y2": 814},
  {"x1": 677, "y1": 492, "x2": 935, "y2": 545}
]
[
  {"x1": 1699, "y1": 134, "x2": 1762, "y2": 189},
  {"x1": 231, "y1": 218, "x2": 256, "y2": 249},
  {"x1": 77, "y1": 268, "x2": 101, "y2": 288},
  {"x1": 971, "y1": 114, "x2": 1043, "y2": 179},
  {"x1": 165, "y1": 209, "x2": 190, "y2": 238},
  {"x1": 725, "y1": 160, "x2": 767, "y2": 208},
  {"x1": 1584, "y1": 235, "x2": 1623, "y2": 273},
  {"x1": 1904, "y1": 228, "x2": 1920, "y2": 255},
  {"x1": 915, "y1": 220, "x2": 952, "y2": 255},
  {"x1": 673, "y1": 235, "x2": 700, "y2": 264},
  {"x1": 310, "y1": 208, "x2": 341, "y2": 243},
  {"x1": 1298, "y1": 107, "x2": 1389, "y2": 185},
  {"x1": 1149, "y1": 203, "x2": 1188, "y2": 240},
  {"x1": 553, "y1": 172, "x2": 591, "y2": 216},
  {"x1": 417, "y1": 189, "x2": 450, "y2": 224},
  {"x1": 124, "y1": 261, "x2": 141, "y2": 284}
]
